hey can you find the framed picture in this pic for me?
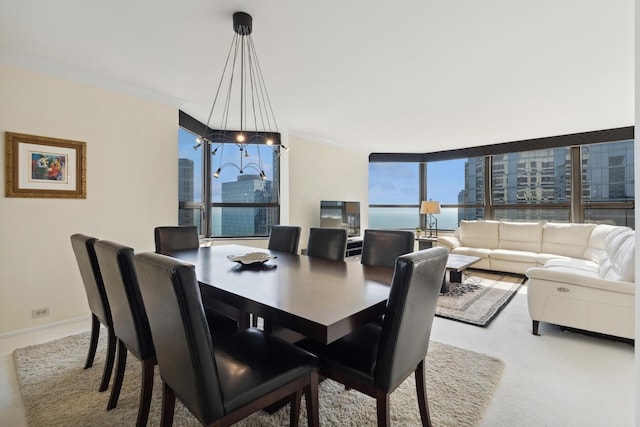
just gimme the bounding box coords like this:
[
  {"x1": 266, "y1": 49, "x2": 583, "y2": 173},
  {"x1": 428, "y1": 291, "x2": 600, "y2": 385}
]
[{"x1": 5, "y1": 132, "x2": 86, "y2": 198}]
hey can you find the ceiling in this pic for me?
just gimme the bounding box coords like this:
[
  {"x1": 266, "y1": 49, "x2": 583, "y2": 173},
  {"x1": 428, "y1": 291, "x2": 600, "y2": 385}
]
[{"x1": 0, "y1": 1, "x2": 634, "y2": 154}]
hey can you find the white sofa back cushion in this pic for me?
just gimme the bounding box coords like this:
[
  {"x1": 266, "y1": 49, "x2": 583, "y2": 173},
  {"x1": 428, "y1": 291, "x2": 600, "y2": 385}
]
[
  {"x1": 498, "y1": 222, "x2": 543, "y2": 252},
  {"x1": 599, "y1": 229, "x2": 635, "y2": 282},
  {"x1": 583, "y1": 224, "x2": 625, "y2": 261},
  {"x1": 459, "y1": 220, "x2": 499, "y2": 249},
  {"x1": 541, "y1": 223, "x2": 595, "y2": 258}
]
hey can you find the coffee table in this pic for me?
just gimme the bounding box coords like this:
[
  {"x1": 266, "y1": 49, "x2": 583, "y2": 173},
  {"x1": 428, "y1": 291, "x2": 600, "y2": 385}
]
[{"x1": 441, "y1": 254, "x2": 482, "y2": 294}]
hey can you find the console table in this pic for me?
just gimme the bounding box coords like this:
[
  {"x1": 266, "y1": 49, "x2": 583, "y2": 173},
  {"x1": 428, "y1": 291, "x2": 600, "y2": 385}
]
[
  {"x1": 300, "y1": 237, "x2": 363, "y2": 258},
  {"x1": 346, "y1": 237, "x2": 363, "y2": 257}
]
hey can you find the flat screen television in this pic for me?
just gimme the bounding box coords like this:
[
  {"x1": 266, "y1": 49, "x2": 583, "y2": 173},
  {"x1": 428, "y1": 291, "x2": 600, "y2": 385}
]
[{"x1": 320, "y1": 200, "x2": 361, "y2": 238}]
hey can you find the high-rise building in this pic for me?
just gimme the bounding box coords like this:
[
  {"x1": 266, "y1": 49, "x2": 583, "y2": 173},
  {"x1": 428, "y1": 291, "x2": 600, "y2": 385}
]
[
  {"x1": 178, "y1": 158, "x2": 194, "y2": 225},
  {"x1": 220, "y1": 174, "x2": 274, "y2": 236},
  {"x1": 462, "y1": 140, "x2": 633, "y2": 225}
]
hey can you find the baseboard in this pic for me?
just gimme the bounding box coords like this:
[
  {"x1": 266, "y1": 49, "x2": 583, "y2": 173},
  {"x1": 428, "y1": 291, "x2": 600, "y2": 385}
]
[{"x1": 0, "y1": 315, "x2": 90, "y2": 340}]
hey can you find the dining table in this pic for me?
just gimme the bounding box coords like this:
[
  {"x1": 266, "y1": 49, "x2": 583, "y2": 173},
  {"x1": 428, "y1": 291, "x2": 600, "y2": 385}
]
[{"x1": 165, "y1": 244, "x2": 394, "y2": 344}]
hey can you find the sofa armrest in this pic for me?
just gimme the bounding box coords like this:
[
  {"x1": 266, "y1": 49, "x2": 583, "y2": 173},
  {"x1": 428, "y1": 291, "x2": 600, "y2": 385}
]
[
  {"x1": 437, "y1": 236, "x2": 461, "y2": 252},
  {"x1": 525, "y1": 267, "x2": 634, "y2": 294}
]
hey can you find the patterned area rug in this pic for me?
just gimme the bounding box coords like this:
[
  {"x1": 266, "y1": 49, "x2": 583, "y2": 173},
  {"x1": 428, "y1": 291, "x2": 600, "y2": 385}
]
[
  {"x1": 14, "y1": 331, "x2": 504, "y2": 427},
  {"x1": 437, "y1": 270, "x2": 525, "y2": 326}
]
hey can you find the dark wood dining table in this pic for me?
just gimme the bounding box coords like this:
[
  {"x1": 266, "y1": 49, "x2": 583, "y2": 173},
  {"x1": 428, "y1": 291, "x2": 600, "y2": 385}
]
[{"x1": 166, "y1": 244, "x2": 394, "y2": 344}]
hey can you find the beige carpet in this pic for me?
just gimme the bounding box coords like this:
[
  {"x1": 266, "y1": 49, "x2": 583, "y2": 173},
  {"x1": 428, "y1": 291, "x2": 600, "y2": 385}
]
[
  {"x1": 14, "y1": 331, "x2": 503, "y2": 426},
  {"x1": 437, "y1": 270, "x2": 525, "y2": 327}
]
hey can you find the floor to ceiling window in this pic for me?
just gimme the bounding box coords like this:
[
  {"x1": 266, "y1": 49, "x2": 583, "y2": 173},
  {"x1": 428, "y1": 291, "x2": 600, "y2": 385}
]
[
  {"x1": 425, "y1": 158, "x2": 485, "y2": 229},
  {"x1": 581, "y1": 139, "x2": 634, "y2": 226},
  {"x1": 491, "y1": 147, "x2": 571, "y2": 222},
  {"x1": 369, "y1": 127, "x2": 634, "y2": 231},
  {"x1": 368, "y1": 163, "x2": 420, "y2": 229},
  {"x1": 178, "y1": 112, "x2": 281, "y2": 238}
]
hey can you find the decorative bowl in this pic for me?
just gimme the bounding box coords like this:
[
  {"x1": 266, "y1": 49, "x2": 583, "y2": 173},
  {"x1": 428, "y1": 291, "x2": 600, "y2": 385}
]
[{"x1": 226, "y1": 252, "x2": 277, "y2": 265}]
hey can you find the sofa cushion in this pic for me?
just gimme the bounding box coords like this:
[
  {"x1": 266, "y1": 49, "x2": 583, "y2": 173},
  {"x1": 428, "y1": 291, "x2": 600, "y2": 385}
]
[
  {"x1": 498, "y1": 222, "x2": 543, "y2": 252},
  {"x1": 583, "y1": 224, "x2": 627, "y2": 262},
  {"x1": 491, "y1": 249, "x2": 538, "y2": 263},
  {"x1": 599, "y1": 230, "x2": 635, "y2": 282},
  {"x1": 541, "y1": 223, "x2": 595, "y2": 258},
  {"x1": 536, "y1": 253, "x2": 571, "y2": 267},
  {"x1": 459, "y1": 220, "x2": 499, "y2": 249},
  {"x1": 451, "y1": 246, "x2": 492, "y2": 259},
  {"x1": 543, "y1": 258, "x2": 599, "y2": 273}
]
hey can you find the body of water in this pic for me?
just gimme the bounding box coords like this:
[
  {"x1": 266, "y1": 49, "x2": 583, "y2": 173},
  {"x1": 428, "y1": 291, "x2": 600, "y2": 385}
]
[{"x1": 368, "y1": 207, "x2": 463, "y2": 231}]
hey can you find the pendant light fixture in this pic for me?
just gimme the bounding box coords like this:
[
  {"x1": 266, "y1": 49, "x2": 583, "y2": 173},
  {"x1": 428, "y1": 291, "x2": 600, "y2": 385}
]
[{"x1": 194, "y1": 11, "x2": 287, "y2": 180}]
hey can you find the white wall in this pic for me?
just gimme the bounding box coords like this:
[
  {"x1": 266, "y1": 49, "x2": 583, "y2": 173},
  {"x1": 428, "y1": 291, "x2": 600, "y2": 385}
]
[
  {"x1": 0, "y1": 64, "x2": 177, "y2": 333},
  {"x1": 288, "y1": 134, "x2": 369, "y2": 248},
  {"x1": 0, "y1": 65, "x2": 369, "y2": 335}
]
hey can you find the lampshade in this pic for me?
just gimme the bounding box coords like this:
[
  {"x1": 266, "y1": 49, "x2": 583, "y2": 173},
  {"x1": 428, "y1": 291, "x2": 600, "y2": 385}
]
[
  {"x1": 420, "y1": 200, "x2": 441, "y2": 215},
  {"x1": 195, "y1": 11, "x2": 286, "y2": 180}
]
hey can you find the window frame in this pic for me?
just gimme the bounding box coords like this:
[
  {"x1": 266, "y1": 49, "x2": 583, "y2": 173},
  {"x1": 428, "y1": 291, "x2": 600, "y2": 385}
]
[
  {"x1": 179, "y1": 110, "x2": 282, "y2": 238},
  {"x1": 369, "y1": 126, "x2": 634, "y2": 230}
]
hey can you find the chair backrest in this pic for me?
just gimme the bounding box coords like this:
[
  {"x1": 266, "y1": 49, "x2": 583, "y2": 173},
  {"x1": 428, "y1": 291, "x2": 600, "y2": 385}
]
[
  {"x1": 360, "y1": 229, "x2": 416, "y2": 268},
  {"x1": 374, "y1": 247, "x2": 448, "y2": 392},
  {"x1": 306, "y1": 227, "x2": 348, "y2": 261},
  {"x1": 94, "y1": 240, "x2": 155, "y2": 360},
  {"x1": 154, "y1": 226, "x2": 200, "y2": 254},
  {"x1": 134, "y1": 252, "x2": 224, "y2": 424},
  {"x1": 268, "y1": 225, "x2": 302, "y2": 254},
  {"x1": 70, "y1": 234, "x2": 112, "y2": 327}
]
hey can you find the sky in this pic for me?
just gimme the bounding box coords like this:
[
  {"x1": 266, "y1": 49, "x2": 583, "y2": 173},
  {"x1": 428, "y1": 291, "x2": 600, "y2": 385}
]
[{"x1": 368, "y1": 159, "x2": 466, "y2": 205}]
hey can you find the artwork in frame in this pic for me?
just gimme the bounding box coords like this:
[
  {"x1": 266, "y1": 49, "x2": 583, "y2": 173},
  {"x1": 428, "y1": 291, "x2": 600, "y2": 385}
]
[{"x1": 5, "y1": 132, "x2": 86, "y2": 198}]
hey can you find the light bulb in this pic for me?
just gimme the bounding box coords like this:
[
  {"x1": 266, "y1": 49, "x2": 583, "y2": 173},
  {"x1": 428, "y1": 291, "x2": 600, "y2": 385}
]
[
  {"x1": 237, "y1": 133, "x2": 246, "y2": 143},
  {"x1": 214, "y1": 168, "x2": 221, "y2": 178}
]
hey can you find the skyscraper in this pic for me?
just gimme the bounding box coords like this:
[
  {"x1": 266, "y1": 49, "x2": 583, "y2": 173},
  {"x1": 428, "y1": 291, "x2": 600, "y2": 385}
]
[
  {"x1": 178, "y1": 158, "x2": 194, "y2": 225},
  {"x1": 220, "y1": 174, "x2": 274, "y2": 236}
]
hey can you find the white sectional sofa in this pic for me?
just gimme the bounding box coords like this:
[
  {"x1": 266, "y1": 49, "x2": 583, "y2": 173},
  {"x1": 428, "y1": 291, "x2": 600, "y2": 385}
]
[{"x1": 437, "y1": 220, "x2": 635, "y2": 340}]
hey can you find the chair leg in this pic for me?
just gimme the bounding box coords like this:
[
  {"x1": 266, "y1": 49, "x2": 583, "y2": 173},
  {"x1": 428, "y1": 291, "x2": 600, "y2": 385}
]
[
  {"x1": 289, "y1": 389, "x2": 302, "y2": 427},
  {"x1": 99, "y1": 326, "x2": 117, "y2": 392},
  {"x1": 84, "y1": 314, "x2": 100, "y2": 369},
  {"x1": 532, "y1": 320, "x2": 540, "y2": 335},
  {"x1": 161, "y1": 382, "x2": 176, "y2": 427},
  {"x1": 305, "y1": 371, "x2": 320, "y2": 427},
  {"x1": 107, "y1": 339, "x2": 128, "y2": 410},
  {"x1": 415, "y1": 361, "x2": 433, "y2": 427},
  {"x1": 136, "y1": 358, "x2": 155, "y2": 427},
  {"x1": 375, "y1": 391, "x2": 390, "y2": 427}
]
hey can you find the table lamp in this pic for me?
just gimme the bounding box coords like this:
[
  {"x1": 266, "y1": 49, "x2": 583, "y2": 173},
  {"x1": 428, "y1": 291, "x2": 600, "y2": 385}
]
[{"x1": 420, "y1": 200, "x2": 441, "y2": 237}]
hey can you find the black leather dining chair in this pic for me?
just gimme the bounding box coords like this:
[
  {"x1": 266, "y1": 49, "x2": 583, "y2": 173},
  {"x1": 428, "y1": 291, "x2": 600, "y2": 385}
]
[
  {"x1": 154, "y1": 225, "x2": 200, "y2": 253},
  {"x1": 360, "y1": 229, "x2": 416, "y2": 268},
  {"x1": 94, "y1": 240, "x2": 156, "y2": 427},
  {"x1": 154, "y1": 225, "x2": 239, "y2": 336},
  {"x1": 306, "y1": 227, "x2": 348, "y2": 261},
  {"x1": 299, "y1": 247, "x2": 448, "y2": 427},
  {"x1": 70, "y1": 234, "x2": 116, "y2": 393},
  {"x1": 248, "y1": 225, "x2": 302, "y2": 328},
  {"x1": 268, "y1": 225, "x2": 302, "y2": 254},
  {"x1": 133, "y1": 252, "x2": 320, "y2": 427}
]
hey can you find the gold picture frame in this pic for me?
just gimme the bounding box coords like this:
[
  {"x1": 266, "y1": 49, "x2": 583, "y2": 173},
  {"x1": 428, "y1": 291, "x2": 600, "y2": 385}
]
[{"x1": 5, "y1": 132, "x2": 86, "y2": 198}]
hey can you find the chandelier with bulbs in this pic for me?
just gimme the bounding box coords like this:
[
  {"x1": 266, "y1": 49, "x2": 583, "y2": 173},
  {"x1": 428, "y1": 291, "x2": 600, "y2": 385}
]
[{"x1": 194, "y1": 11, "x2": 287, "y2": 180}]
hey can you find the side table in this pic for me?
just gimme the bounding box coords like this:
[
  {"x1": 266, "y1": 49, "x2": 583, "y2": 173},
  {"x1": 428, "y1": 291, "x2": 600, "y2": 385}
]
[{"x1": 416, "y1": 236, "x2": 438, "y2": 250}]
